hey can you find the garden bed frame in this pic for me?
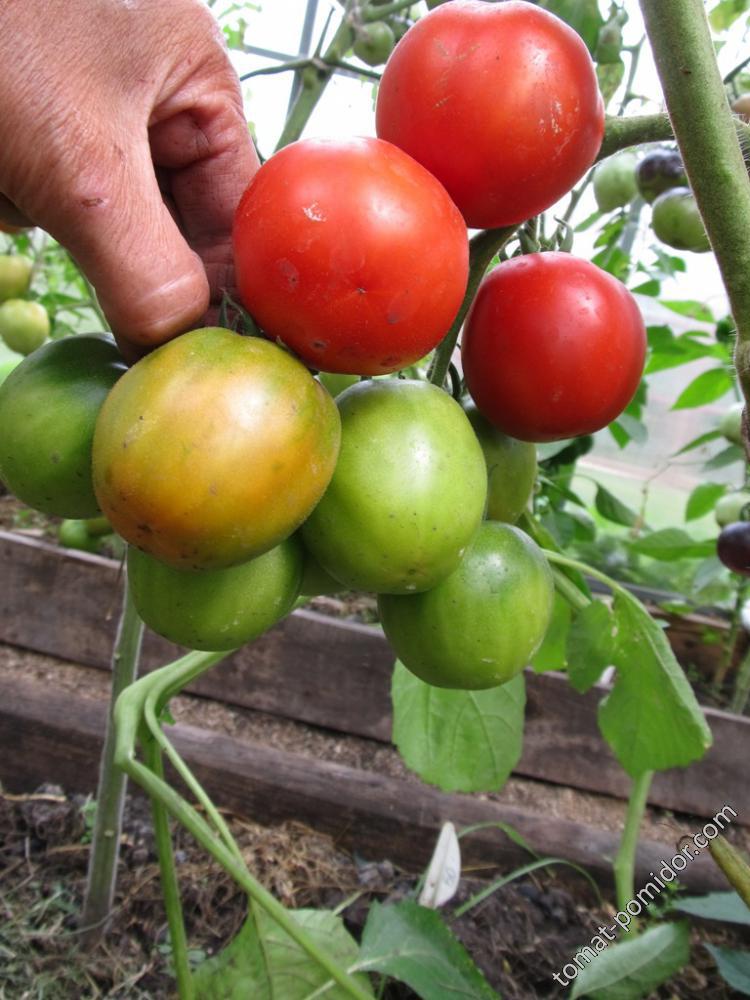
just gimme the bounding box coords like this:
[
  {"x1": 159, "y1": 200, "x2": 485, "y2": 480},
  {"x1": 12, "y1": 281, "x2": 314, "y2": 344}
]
[{"x1": 0, "y1": 529, "x2": 745, "y2": 891}]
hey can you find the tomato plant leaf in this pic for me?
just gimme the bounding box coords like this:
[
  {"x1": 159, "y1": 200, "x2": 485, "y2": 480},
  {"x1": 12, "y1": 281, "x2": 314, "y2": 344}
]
[
  {"x1": 597, "y1": 59, "x2": 625, "y2": 105},
  {"x1": 391, "y1": 662, "x2": 525, "y2": 793},
  {"x1": 569, "y1": 922, "x2": 690, "y2": 999},
  {"x1": 704, "y1": 945, "x2": 750, "y2": 996},
  {"x1": 357, "y1": 900, "x2": 498, "y2": 1000},
  {"x1": 672, "y1": 429, "x2": 722, "y2": 456},
  {"x1": 703, "y1": 443, "x2": 745, "y2": 470},
  {"x1": 685, "y1": 482, "x2": 726, "y2": 521},
  {"x1": 594, "y1": 485, "x2": 639, "y2": 527},
  {"x1": 193, "y1": 905, "x2": 372, "y2": 999},
  {"x1": 676, "y1": 891, "x2": 750, "y2": 926},
  {"x1": 598, "y1": 589, "x2": 712, "y2": 775},
  {"x1": 671, "y1": 367, "x2": 734, "y2": 410},
  {"x1": 659, "y1": 299, "x2": 715, "y2": 322},
  {"x1": 709, "y1": 0, "x2": 750, "y2": 32},
  {"x1": 567, "y1": 601, "x2": 615, "y2": 693},
  {"x1": 609, "y1": 412, "x2": 647, "y2": 448},
  {"x1": 631, "y1": 279, "x2": 660, "y2": 296},
  {"x1": 531, "y1": 592, "x2": 571, "y2": 672},
  {"x1": 629, "y1": 528, "x2": 715, "y2": 561}
]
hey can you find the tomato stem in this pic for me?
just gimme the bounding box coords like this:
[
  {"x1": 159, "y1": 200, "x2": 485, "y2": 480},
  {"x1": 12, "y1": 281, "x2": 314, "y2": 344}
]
[
  {"x1": 613, "y1": 770, "x2": 654, "y2": 919},
  {"x1": 113, "y1": 649, "x2": 373, "y2": 999},
  {"x1": 639, "y1": 0, "x2": 750, "y2": 406},
  {"x1": 428, "y1": 225, "x2": 516, "y2": 390},
  {"x1": 80, "y1": 584, "x2": 144, "y2": 945}
]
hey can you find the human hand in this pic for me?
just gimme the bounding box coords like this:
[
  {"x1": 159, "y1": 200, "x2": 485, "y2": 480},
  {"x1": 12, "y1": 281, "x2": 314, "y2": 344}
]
[{"x1": 0, "y1": 0, "x2": 259, "y2": 358}]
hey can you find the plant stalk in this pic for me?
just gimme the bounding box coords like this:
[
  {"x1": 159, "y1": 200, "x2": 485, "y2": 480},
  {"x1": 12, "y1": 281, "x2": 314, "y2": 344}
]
[
  {"x1": 80, "y1": 584, "x2": 144, "y2": 943},
  {"x1": 145, "y1": 737, "x2": 195, "y2": 999},
  {"x1": 730, "y1": 641, "x2": 750, "y2": 715},
  {"x1": 639, "y1": 0, "x2": 750, "y2": 403},
  {"x1": 613, "y1": 770, "x2": 654, "y2": 917}
]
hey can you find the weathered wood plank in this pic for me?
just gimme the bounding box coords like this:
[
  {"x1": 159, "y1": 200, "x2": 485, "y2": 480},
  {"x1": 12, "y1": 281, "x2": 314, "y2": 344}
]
[
  {"x1": 1, "y1": 530, "x2": 747, "y2": 824},
  {"x1": 0, "y1": 674, "x2": 728, "y2": 892}
]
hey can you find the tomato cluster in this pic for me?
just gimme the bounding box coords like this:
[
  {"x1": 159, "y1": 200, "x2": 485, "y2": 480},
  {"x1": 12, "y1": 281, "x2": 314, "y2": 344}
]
[{"x1": 0, "y1": 1, "x2": 653, "y2": 687}]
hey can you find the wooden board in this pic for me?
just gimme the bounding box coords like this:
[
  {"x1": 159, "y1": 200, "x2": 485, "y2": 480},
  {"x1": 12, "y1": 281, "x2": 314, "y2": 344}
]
[
  {"x1": 0, "y1": 672, "x2": 727, "y2": 893},
  {"x1": 1, "y1": 530, "x2": 747, "y2": 825}
]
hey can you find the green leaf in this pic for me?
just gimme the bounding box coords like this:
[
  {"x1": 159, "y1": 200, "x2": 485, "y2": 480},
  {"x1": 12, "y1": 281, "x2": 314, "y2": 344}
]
[
  {"x1": 193, "y1": 906, "x2": 372, "y2": 999},
  {"x1": 567, "y1": 601, "x2": 615, "y2": 693},
  {"x1": 570, "y1": 922, "x2": 690, "y2": 999},
  {"x1": 631, "y1": 279, "x2": 660, "y2": 296},
  {"x1": 672, "y1": 367, "x2": 734, "y2": 410},
  {"x1": 709, "y1": 0, "x2": 750, "y2": 32},
  {"x1": 597, "y1": 59, "x2": 625, "y2": 105},
  {"x1": 676, "y1": 891, "x2": 750, "y2": 926},
  {"x1": 704, "y1": 443, "x2": 745, "y2": 470},
  {"x1": 705, "y1": 945, "x2": 750, "y2": 995},
  {"x1": 537, "y1": 438, "x2": 576, "y2": 461},
  {"x1": 595, "y1": 485, "x2": 639, "y2": 527},
  {"x1": 629, "y1": 528, "x2": 715, "y2": 561},
  {"x1": 609, "y1": 412, "x2": 647, "y2": 448},
  {"x1": 576, "y1": 209, "x2": 603, "y2": 232},
  {"x1": 660, "y1": 299, "x2": 715, "y2": 322},
  {"x1": 531, "y1": 592, "x2": 571, "y2": 672},
  {"x1": 391, "y1": 662, "x2": 525, "y2": 793},
  {"x1": 672, "y1": 428, "x2": 721, "y2": 456},
  {"x1": 598, "y1": 589, "x2": 712, "y2": 775},
  {"x1": 357, "y1": 900, "x2": 498, "y2": 1000},
  {"x1": 685, "y1": 482, "x2": 726, "y2": 521}
]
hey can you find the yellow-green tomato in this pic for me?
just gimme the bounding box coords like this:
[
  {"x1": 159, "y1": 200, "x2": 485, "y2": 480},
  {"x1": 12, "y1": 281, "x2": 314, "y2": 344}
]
[
  {"x1": 651, "y1": 187, "x2": 710, "y2": 253},
  {"x1": 93, "y1": 328, "x2": 341, "y2": 571},
  {"x1": 464, "y1": 402, "x2": 536, "y2": 523},
  {"x1": 127, "y1": 538, "x2": 303, "y2": 651},
  {"x1": 715, "y1": 491, "x2": 750, "y2": 528},
  {"x1": 0, "y1": 299, "x2": 49, "y2": 354},
  {"x1": 719, "y1": 402, "x2": 744, "y2": 446},
  {"x1": 593, "y1": 152, "x2": 638, "y2": 212},
  {"x1": 378, "y1": 522, "x2": 554, "y2": 689},
  {"x1": 0, "y1": 255, "x2": 32, "y2": 302},
  {"x1": 301, "y1": 379, "x2": 487, "y2": 594}
]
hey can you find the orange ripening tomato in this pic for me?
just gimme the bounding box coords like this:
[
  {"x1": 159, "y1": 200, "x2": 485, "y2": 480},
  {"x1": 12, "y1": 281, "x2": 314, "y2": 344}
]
[{"x1": 92, "y1": 327, "x2": 341, "y2": 570}]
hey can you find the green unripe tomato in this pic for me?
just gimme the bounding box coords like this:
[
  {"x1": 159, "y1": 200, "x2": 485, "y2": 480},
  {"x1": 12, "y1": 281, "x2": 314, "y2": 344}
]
[
  {"x1": 651, "y1": 187, "x2": 711, "y2": 253},
  {"x1": 0, "y1": 356, "x2": 21, "y2": 385},
  {"x1": 0, "y1": 299, "x2": 49, "y2": 355},
  {"x1": 298, "y1": 541, "x2": 343, "y2": 597},
  {"x1": 715, "y1": 491, "x2": 750, "y2": 528},
  {"x1": 0, "y1": 333, "x2": 126, "y2": 517},
  {"x1": 318, "y1": 371, "x2": 360, "y2": 398},
  {"x1": 719, "y1": 402, "x2": 744, "y2": 446},
  {"x1": 0, "y1": 255, "x2": 32, "y2": 302},
  {"x1": 593, "y1": 152, "x2": 638, "y2": 212},
  {"x1": 302, "y1": 379, "x2": 487, "y2": 594},
  {"x1": 636, "y1": 148, "x2": 687, "y2": 204},
  {"x1": 127, "y1": 538, "x2": 303, "y2": 651},
  {"x1": 353, "y1": 21, "x2": 395, "y2": 66},
  {"x1": 84, "y1": 515, "x2": 113, "y2": 537},
  {"x1": 464, "y1": 402, "x2": 536, "y2": 523},
  {"x1": 58, "y1": 519, "x2": 100, "y2": 553},
  {"x1": 378, "y1": 522, "x2": 554, "y2": 689}
]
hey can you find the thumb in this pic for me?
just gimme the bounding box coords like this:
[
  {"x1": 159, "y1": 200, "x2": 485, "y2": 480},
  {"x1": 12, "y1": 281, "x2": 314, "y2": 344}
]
[{"x1": 47, "y1": 135, "x2": 210, "y2": 356}]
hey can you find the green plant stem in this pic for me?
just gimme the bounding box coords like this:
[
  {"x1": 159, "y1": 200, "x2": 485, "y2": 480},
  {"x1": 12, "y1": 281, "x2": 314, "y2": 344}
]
[
  {"x1": 551, "y1": 566, "x2": 590, "y2": 613},
  {"x1": 145, "y1": 737, "x2": 195, "y2": 1000},
  {"x1": 613, "y1": 770, "x2": 654, "y2": 917},
  {"x1": 275, "y1": 10, "x2": 356, "y2": 150},
  {"x1": 709, "y1": 836, "x2": 750, "y2": 907},
  {"x1": 714, "y1": 578, "x2": 748, "y2": 690},
  {"x1": 113, "y1": 652, "x2": 371, "y2": 1000},
  {"x1": 730, "y1": 642, "x2": 750, "y2": 715},
  {"x1": 80, "y1": 585, "x2": 144, "y2": 943},
  {"x1": 639, "y1": 0, "x2": 750, "y2": 402},
  {"x1": 363, "y1": 0, "x2": 414, "y2": 20},
  {"x1": 428, "y1": 225, "x2": 516, "y2": 389}
]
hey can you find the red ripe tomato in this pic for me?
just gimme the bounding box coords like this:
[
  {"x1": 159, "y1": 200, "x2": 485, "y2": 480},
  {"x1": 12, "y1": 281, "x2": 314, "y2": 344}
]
[
  {"x1": 233, "y1": 136, "x2": 468, "y2": 375},
  {"x1": 375, "y1": 0, "x2": 604, "y2": 229},
  {"x1": 462, "y1": 253, "x2": 646, "y2": 443}
]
